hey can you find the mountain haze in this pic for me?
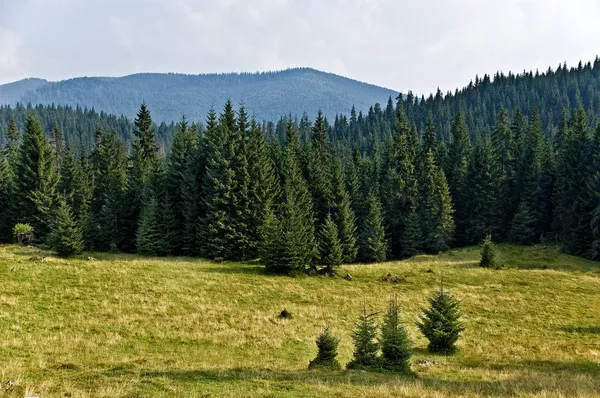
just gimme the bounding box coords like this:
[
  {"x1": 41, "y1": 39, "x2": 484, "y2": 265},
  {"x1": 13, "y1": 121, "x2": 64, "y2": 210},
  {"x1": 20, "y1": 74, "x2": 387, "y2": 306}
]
[{"x1": 0, "y1": 68, "x2": 399, "y2": 122}]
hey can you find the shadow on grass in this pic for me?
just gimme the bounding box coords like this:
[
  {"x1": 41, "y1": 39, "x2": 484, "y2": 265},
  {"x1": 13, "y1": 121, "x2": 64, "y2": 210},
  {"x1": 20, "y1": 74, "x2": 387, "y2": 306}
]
[
  {"x1": 561, "y1": 326, "x2": 600, "y2": 334},
  {"x1": 104, "y1": 365, "x2": 600, "y2": 396},
  {"x1": 481, "y1": 359, "x2": 600, "y2": 376}
]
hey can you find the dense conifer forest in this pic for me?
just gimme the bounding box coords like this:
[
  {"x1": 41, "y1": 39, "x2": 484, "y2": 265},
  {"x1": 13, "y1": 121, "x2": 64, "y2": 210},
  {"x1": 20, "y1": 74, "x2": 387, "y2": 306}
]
[{"x1": 1, "y1": 58, "x2": 600, "y2": 269}]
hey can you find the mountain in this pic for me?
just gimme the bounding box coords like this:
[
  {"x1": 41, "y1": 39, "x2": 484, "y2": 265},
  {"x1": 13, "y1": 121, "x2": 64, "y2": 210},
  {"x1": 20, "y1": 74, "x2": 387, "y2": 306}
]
[{"x1": 0, "y1": 68, "x2": 399, "y2": 123}]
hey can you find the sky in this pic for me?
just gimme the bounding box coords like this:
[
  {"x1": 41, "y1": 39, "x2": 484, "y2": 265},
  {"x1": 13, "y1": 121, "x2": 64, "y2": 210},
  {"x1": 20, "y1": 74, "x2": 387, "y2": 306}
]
[{"x1": 0, "y1": 0, "x2": 599, "y2": 95}]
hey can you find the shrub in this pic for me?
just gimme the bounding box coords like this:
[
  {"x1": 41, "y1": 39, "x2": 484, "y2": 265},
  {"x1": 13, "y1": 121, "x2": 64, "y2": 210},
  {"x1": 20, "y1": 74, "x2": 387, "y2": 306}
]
[
  {"x1": 417, "y1": 282, "x2": 464, "y2": 354},
  {"x1": 308, "y1": 326, "x2": 341, "y2": 369},
  {"x1": 13, "y1": 223, "x2": 34, "y2": 245},
  {"x1": 479, "y1": 234, "x2": 495, "y2": 268}
]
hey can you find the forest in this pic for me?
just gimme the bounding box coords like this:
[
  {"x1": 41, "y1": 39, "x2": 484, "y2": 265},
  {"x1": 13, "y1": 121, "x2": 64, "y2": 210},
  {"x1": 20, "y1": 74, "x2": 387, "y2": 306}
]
[{"x1": 1, "y1": 58, "x2": 600, "y2": 271}]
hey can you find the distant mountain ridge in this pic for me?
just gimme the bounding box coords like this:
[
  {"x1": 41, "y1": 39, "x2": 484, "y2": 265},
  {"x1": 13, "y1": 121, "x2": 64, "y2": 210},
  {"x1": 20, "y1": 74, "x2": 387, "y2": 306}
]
[{"x1": 0, "y1": 68, "x2": 399, "y2": 122}]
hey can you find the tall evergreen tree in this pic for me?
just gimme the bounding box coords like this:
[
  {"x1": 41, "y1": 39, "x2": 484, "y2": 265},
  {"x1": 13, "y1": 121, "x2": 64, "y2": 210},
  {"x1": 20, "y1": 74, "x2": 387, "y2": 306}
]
[
  {"x1": 318, "y1": 213, "x2": 343, "y2": 271},
  {"x1": 445, "y1": 113, "x2": 471, "y2": 245},
  {"x1": 330, "y1": 157, "x2": 358, "y2": 263},
  {"x1": 121, "y1": 104, "x2": 159, "y2": 252},
  {"x1": 306, "y1": 110, "x2": 333, "y2": 227},
  {"x1": 419, "y1": 150, "x2": 455, "y2": 253},
  {"x1": 358, "y1": 194, "x2": 387, "y2": 262},
  {"x1": 15, "y1": 112, "x2": 59, "y2": 241}
]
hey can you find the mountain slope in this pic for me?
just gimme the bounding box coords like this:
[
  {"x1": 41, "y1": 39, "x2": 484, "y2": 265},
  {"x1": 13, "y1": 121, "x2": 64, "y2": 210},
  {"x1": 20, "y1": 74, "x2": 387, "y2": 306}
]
[
  {"x1": 0, "y1": 68, "x2": 398, "y2": 122},
  {"x1": 0, "y1": 78, "x2": 49, "y2": 105}
]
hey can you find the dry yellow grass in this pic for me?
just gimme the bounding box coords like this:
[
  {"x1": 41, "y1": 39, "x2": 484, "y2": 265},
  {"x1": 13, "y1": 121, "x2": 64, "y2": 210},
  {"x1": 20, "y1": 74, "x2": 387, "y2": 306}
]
[{"x1": 0, "y1": 244, "x2": 599, "y2": 397}]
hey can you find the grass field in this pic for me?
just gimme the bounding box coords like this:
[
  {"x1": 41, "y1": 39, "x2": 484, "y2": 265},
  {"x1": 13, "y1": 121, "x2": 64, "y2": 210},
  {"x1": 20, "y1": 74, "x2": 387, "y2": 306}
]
[{"x1": 1, "y1": 244, "x2": 600, "y2": 397}]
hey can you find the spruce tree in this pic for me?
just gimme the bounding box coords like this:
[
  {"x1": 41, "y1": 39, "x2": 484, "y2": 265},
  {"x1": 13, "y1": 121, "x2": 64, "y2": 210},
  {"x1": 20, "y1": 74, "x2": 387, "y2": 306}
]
[
  {"x1": 491, "y1": 108, "x2": 516, "y2": 236},
  {"x1": 380, "y1": 297, "x2": 412, "y2": 372},
  {"x1": 330, "y1": 157, "x2": 358, "y2": 263},
  {"x1": 347, "y1": 302, "x2": 380, "y2": 369},
  {"x1": 165, "y1": 116, "x2": 197, "y2": 255},
  {"x1": 463, "y1": 138, "x2": 501, "y2": 244},
  {"x1": 419, "y1": 150, "x2": 455, "y2": 254},
  {"x1": 121, "y1": 103, "x2": 159, "y2": 252},
  {"x1": 49, "y1": 197, "x2": 84, "y2": 257},
  {"x1": 308, "y1": 326, "x2": 341, "y2": 370},
  {"x1": 260, "y1": 128, "x2": 316, "y2": 273},
  {"x1": 15, "y1": 112, "x2": 59, "y2": 242},
  {"x1": 202, "y1": 104, "x2": 238, "y2": 259},
  {"x1": 0, "y1": 153, "x2": 10, "y2": 241},
  {"x1": 358, "y1": 194, "x2": 387, "y2": 263},
  {"x1": 479, "y1": 234, "x2": 496, "y2": 268},
  {"x1": 89, "y1": 130, "x2": 128, "y2": 251},
  {"x1": 445, "y1": 113, "x2": 471, "y2": 245},
  {"x1": 318, "y1": 213, "x2": 343, "y2": 271},
  {"x1": 136, "y1": 196, "x2": 165, "y2": 256},
  {"x1": 417, "y1": 283, "x2": 464, "y2": 354},
  {"x1": 306, "y1": 110, "x2": 333, "y2": 227}
]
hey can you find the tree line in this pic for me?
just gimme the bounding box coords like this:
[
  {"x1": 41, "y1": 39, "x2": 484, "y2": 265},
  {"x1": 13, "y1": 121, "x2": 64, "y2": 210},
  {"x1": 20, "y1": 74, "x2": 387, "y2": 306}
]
[{"x1": 1, "y1": 69, "x2": 600, "y2": 266}]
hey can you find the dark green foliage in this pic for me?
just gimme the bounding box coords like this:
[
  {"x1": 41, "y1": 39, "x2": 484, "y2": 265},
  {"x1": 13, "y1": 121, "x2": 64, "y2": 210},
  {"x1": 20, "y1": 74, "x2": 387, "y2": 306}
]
[
  {"x1": 358, "y1": 194, "x2": 387, "y2": 263},
  {"x1": 399, "y1": 210, "x2": 422, "y2": 258},
  {"x1": 88, "y1": 130, "x2": 128, "y2": 251},
  {"x1": 14, "y1": 112, "x2": 59, "y2": 242},
  {"x1": 445, "y1": 114, "x2": 471, "y2": 245},
  {"x1": 259, "y1": 127, "x2": 316, "y2": 274},
  {"x1": 308, "y1": 326, "x2": 341, "y2": 370},
  {"x1": 347, "y1": 303, "x2": 379, "y2": 369},
  {"x1": 137, "y1": 196, "x2": 166, "y2": 256},
  {"x1": 463, "y1": 138, "x2": 501, "y2": 244},
  {"x1": 380, "y1": 297, "x2": 412, "y2": 372},
  {"x1": 318, "y1": 214, "x2": 343, "y2": 271},
  {"x1": 120, "y1": 104, "x2": 159, "y2": 252},
  {"x1": 509, "y1": 201, "x2": 536, "y2": 245},
  {"x1": 306, "y1": 110, "x2": 333, "y2": 227},
  {"x1": 330, "y1": 157, "x2": 358, "y2": 263},
  {"x1": 49, "y1": 197, "x2": 84, "y2": 257},
  {"x1": 479, "y1": 234, "x2": 496, "y2": 268},
  {"x1": 417, "y1": 283, "x2": 464, "y2": 354},
  {"x1": 419, "y1": 150, "x2": 455, "y2": 254}
]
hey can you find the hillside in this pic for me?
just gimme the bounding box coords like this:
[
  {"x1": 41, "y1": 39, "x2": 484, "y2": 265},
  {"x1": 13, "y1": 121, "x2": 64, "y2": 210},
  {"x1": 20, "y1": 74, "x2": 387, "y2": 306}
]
[
  {"x1": 1, "y1": 244, "x2": 599, "y2": 397},
  {"x1": 0, "y1": 68, "x2": 399, "y2": 123}
]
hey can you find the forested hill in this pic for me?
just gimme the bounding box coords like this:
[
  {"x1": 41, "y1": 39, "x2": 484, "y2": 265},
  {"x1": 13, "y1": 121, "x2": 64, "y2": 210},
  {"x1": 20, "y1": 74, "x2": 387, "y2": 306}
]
[
  {"x1": 0, "y1": 68, "x2": 398, "y2": 123},
  {"x1": 329, "y1": 57, "x2": 600, "y2": 150}
]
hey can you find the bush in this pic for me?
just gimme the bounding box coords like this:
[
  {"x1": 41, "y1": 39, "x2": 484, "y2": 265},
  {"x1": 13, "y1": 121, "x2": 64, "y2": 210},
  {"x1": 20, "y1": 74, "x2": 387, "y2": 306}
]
[
  {"x1": 479, "y1": 234, "x2": 495, "y2": 268},
  {"x1": 347, "y1": 302, "x2": 379, "y2": 369},
  {"x1": 308, "y1": 326, "x2": 341, "y2": 369},
  {"x1": 13, "y1": 223, "x2": 34, "y2": 245},
  {"x1": 417, "y1": 283, "x2": 464, "y2": 354},
  {"x1": 380, "y1": 297, "x2": 412, "y2": 372}
]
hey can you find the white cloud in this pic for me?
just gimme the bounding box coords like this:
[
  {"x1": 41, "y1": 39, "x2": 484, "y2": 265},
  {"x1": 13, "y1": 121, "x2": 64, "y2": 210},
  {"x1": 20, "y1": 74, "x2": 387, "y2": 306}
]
[
  {"x1": 0, "y1": 0, "x2": 599, "y2": 93},
  {"x1": 0, "y1": 25, "x2": 24, "y2": 81}
]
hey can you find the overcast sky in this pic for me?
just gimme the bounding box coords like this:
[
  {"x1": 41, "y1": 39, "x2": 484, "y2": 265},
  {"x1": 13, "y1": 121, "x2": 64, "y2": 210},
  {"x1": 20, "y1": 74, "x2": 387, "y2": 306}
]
[{"x1": 0, "y1": 0, "x2": 599, "y2": 95}]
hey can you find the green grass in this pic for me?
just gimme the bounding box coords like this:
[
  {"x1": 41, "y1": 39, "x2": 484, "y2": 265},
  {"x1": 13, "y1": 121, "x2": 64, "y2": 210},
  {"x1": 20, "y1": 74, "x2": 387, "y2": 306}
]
[{"x1": 1, "y1": 244, "x2": 600, "y2": 397}]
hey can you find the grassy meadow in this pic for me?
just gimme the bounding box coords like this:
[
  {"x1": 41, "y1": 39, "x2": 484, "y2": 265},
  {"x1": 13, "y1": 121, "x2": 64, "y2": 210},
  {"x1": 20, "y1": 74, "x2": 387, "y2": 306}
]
[{"x1": 0, "y1": 244, "x2": 600, "y2": 397}]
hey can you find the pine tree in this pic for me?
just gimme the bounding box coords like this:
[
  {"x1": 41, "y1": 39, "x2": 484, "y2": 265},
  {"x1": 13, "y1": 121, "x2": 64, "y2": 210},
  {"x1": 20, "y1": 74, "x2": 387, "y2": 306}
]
[
  {"x1": 417, "y1": 283, "x2": 464, "y2": 354},
  {"x1": 246, "y1": 119, "x2": 277, "y2": 258},
  {"x1": 445, "y1": 113, "x2": 471, "y2": 245},
  {"x1": 165, "y1": 116, "x2": 197, "y2": 255},
  {"x1": 380, "y1": 296, "x2": 412, "y2": 372},
  {"x1": 509, "y1": 201, "x2": 536, "y2": 245},
  {"x1": 347, "y1": 302, "x2": 380, "y2": 369},
  {"x1": 308, "y1": 326, "x2": 341, "y2": 369},
  {"x1": 463, "y1": 137, "x2": 501, "y2": 244},
  {"x1": 49, "y1": 197, "x2": 84, "y2": 257},
  {"x1": 15, "y1": 112, "x2": 59, "y2": 242},
  {"x1": 89, "y1": 130, "x2": 128, "y2": 251},
  {"x1": 330, "y1": 157, "x2": 358, "y2": 263},
  {"x1": 318, "y1": 213, "x2": 343, "y2": 271},
  {"x1": 136, "y1": 196, "x2": 165, "y2": 256},
  {"x1": 0, "y1": 153, "x2": 10, "y2": 241},
  {"x1": 306, "y1": 110, "x2": 333, "y2": 227},
  {"x1": 260, "y1": 129, "x2": 316, "y2": 273},
  {"x1": 419, "y1": 150, "x2": 455, "y2": 253},
  {"x1": 202, "y1": 104, "x2": 237, "y2": 259},
  {"x1": 491, "y1": 108, "x2": 516, "y2": 237},
  {"x1": 382, "y1": 100, "x2": 420, "y2": 258},
  {"x1": 358, "y1": 194, "x2": 387, "y2": 263},
  {"x1": 479, "y1": 234, "x2": 496, "y2": 268},
  {"x1": 121, "y1": 103, "x2": 159, "y2": 252}
]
